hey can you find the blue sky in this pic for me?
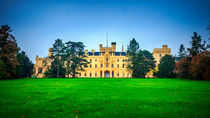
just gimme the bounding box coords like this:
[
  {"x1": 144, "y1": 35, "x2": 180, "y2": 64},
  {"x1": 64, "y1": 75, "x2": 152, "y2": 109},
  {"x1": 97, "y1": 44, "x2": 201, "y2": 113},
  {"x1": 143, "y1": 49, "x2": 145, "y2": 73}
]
[{"x1": 0, "y1": 0, "x2": 209, "y2": 62}]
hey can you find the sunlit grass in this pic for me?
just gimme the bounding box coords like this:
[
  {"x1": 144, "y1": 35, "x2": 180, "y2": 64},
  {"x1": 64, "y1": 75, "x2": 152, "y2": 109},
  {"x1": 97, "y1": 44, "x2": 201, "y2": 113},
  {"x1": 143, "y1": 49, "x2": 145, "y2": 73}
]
[{"x1": 0, "y1": 78, "x2": 209, "y2": 118}]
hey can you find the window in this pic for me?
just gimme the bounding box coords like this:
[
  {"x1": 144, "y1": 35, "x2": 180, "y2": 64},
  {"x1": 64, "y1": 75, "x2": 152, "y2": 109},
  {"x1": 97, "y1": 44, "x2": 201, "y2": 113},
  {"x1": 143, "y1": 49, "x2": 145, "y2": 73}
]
[
  {"x1": 95, "y1": 64, "x2": 97, "y2": 68},
  {"x1": 112, "y1": 64, "x2": 114, "y2": 68},
  {"x1": 106, "y1": 58, "x2": 108, "y2": 62},
  {"x1": 123, "y1": 59, "x2": 125, "y2": 62},
  {"x1": 90, "y1": 73, "x2": 92, "y2": 77},
  {"x1": 117, "y1": 59, "x2": 119, "y2": 62},
  {"x1": 95, "y1": 73, "x2": 97, "y2": 77},
  {"x1": 160, "y1": 54, "x2": 161, "y2": 57},
  {"x1": 95, "y1": 59, "x2": 97, "y2": 62},
  {"x1": 101, "y1": 64, "x2": 103, "y2": 68},
  {"x1": 117, "y1": 73, "x2": 119, "y2": 76},
  {"x1": 85, "y1": 73, "x2": 86, "y2": 77},
  {"x1": 90, "y1": 59, "x2": 92, "y2": 62},
  {"x1": 90, "y1": 64, "x2": 92, "y2": 68},
  {"x1": 117, "y1": 64, "x2": 119, "y2": 68},
  {"x1": 106, "y1": 64, "x2": 108, "y2": 67},
  {"x1": 79, "y1": 73, "x2": 81, "y2": 76},
  {"x1": 122, "y1": 64, "x2": 124, "y2": 68}
]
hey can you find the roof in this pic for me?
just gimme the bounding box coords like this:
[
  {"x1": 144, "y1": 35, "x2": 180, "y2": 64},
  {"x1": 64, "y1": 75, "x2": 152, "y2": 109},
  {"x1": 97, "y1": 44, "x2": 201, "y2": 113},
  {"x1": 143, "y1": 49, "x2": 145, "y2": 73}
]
[{"x1": 87, "y1": 52, "x2": 126, "y2": 56}]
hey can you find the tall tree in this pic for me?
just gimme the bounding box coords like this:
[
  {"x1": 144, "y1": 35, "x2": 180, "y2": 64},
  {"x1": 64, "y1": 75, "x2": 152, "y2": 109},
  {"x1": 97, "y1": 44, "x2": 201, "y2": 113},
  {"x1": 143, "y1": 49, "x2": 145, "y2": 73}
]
[
  {"x1": 0, "y1": 25, "x2": 18, "y2": 78},
  {"x1": 187, "y1": 32, "x2": 208, "y2": 57},
  {"x1": 178, "y1": 44, "x2": 186, "y2": 59},
  {"x1": 126, "y1": 38, "x2": 155, "y2": 78},
  {"x1": 64, "y1": 41, "x2": 89, "y2": 78},
  {"x1": 51, "y1": 39, "x2": 65, "y2": 78},
  {"x1": 44, "y1": 58, "x2": 66, "y2": 78},
  {"x1": 157, "y1": 55, "x2": 176, "y2": 78},
  {"x1": 16, "y1": 51, "x2": 34, "y2": 78}
]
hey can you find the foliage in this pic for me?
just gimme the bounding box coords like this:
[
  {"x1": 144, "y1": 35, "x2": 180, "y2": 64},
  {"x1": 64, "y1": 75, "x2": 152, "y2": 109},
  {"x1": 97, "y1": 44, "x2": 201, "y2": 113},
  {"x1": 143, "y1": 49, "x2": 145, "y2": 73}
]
[
  {"x1": 16, "y1": 51, "x2": 34, "y2": 78},
  {"x1": 157, "y1": 55, "x2": 176, "y2": 78},
  {"x1": 187, "y1": 32, "x2": 208, "y2": 57},
  {"x1": 0, "y1": 25, "x2": 18, "y2": 78},
  {"x1": 51, "y1": 39, "x2": 65, "y2": 78},
  {"x1": 127, "y1": 38, "x2": 155, "y2": 78},
  {"x1": 176, "y1": 51, "x2": 210, "y2": 80},
  {"x1": 64, "y1": 41, "x2": 89, "y2": 78},
  {"x1": 178, "y1": 44, "x2": 187, "y2": 59},
  {"x1": 44, "y1": 58, "x2": 66, "y2": 78}
]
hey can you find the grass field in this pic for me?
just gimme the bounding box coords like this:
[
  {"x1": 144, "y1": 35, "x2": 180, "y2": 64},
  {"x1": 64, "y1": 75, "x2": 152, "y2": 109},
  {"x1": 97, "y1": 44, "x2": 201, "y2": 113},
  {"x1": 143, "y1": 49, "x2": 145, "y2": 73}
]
[{"x1": 0, "y1": 78, "x2": 210, "y2": 118}]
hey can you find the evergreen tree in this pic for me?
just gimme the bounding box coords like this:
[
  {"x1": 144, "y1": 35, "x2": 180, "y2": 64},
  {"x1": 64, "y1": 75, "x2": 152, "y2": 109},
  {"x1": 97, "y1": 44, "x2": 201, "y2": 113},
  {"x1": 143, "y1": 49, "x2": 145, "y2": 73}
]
[
  {"x1": 126, "y1": 38, "x2": 155, "y2": 78},
  {"x1": 51, "y1": 39, "x2": 65, "y2": 78},
  {"x1": 44, "y1": 58, "x2": 66, "y2": 78},
  {"x1": 187, "y1": 32, "x2": 208, "y2": 57},
  {"x1": 64, "y1": 41, "x2": 89, "y2": 78},
  {"x1": 178, "y1": 44, "x2": 186, "y2": 59},
  {"x1": 157, "y1": 55, "x2": 176, "y2": 78},
  {"x1": 16, "y1": 51, "x2": 34, "y2": 78},
  {"x1": 0, "y1": 25, "x2": 18, "y2": 78}
]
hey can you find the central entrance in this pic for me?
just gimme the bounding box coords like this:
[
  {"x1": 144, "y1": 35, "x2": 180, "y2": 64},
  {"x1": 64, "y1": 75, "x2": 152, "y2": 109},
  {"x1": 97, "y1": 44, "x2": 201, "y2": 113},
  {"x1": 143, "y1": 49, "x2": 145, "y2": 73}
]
[{"x1": 104, "y1": 70, "x2": 110, "y2": 78}]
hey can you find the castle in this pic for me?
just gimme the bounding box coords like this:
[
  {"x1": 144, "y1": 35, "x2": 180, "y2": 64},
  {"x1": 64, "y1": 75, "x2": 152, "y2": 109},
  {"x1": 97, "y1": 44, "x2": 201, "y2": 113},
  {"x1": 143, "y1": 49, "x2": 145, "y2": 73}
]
[{"x1": 34, "y1": 42, "x2": 171, "y2": 78}]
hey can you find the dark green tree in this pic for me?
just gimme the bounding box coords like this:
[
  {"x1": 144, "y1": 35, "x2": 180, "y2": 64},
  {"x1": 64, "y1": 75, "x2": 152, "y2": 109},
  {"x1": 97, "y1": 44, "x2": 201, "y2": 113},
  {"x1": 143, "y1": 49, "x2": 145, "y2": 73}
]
[
  {"x1": 178, "y1": 44, "x2": 186, "y2": 59},
  {"x1": 126, "y1": 38, "x2": 155, "y2": 78},
  {"x1": 157, "y1": 55, "x2": 176, "y2": 78},
  {"x1": 0, "y1": 25, "x2": 18, "y2": 78},
  {"x1": 51, "y1": 39, "x2": 65, "y2": 78},
  {"x1": 187, "y1": 32, "x2": 208, "y2": 57},
  {"x1": 44, "y1": 58, "x2": 66, "y2": 78},
  {"x1": 16, "y1": 51, "x2": 34, "y2": 78},
  {"x1": 64, "y1": 41, "x2": 89, "y2": 78}
]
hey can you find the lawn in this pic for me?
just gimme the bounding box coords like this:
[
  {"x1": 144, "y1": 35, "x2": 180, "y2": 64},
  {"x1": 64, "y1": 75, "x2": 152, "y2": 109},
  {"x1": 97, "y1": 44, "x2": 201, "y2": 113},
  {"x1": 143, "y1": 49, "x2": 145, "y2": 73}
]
[{"x1": 0, "y1": 78, "x2": 210, "y2": 118}]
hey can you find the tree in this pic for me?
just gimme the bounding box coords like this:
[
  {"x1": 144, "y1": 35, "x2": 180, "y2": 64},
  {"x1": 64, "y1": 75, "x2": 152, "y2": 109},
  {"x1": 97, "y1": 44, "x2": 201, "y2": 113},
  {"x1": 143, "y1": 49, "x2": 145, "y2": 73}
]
[
  {"x1": 178, "y1": 44, "x2": 186, "y2": 59},
  {"x1": 51, "y1": 39, "x2": 65, "y2": 78},
  {"x1": 187, "y1": 32, "x2": 208, "y2": 57},
  {"x1": 157, "y1": 55, "x2": 176, "y2": 78},
  {"x1": 126, "y1": 38, "x2": 155, "y2": 78},
  {"x1": 64, "y1": 41, "x2": 89, "y2": 78},
  {"x1": 0, "y1": 25, "x2": 18, "y2": 78},
  {"x1": 44, "y1": 58, "x2": 66, "y2": 78},
  {"x1": 16, "y1": 51, "x2": 34, "y2": 78}
]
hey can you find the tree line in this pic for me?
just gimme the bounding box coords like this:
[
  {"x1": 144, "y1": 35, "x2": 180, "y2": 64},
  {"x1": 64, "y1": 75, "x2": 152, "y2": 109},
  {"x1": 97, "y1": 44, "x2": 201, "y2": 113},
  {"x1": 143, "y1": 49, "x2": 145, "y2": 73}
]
[
  {"x1": 0, "y1": 24, "x2": 209, "y2": 79},
  {"x1": 0, "y1": 25, "x2": 33, "y2": 79}
]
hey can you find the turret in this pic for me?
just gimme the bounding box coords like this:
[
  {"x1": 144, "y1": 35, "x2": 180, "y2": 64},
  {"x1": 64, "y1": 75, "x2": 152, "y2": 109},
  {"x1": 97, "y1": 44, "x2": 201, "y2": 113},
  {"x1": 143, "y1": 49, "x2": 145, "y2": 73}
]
[{"x1": 111, "y1": 42, "x2": 116, "y2": 52}]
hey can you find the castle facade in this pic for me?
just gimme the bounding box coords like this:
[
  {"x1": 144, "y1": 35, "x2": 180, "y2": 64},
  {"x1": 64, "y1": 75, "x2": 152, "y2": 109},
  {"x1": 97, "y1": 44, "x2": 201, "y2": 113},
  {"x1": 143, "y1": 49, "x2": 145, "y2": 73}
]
[{"x1": 34, "y1": 42, "x2": 171, "y2": 78}]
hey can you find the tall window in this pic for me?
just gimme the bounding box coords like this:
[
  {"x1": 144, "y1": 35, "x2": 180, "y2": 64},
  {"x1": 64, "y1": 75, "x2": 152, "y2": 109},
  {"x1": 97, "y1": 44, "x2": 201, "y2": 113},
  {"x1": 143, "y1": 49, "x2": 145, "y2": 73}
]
[
  {"x1": 85, "y1": 73, "x2": 86, "y2": 77},
  {"x1": 95, "y1": 73, "x2": 97, "y2": 77},
  {"x1": 106, "y1": 58, "x2": 108, "y2": 62},
  {"x1": 117, "y1": 59, "x2": 119, "y2": 62},
  {"x1": 112, "y1": 64, "x2": 114, "y2": 68},
  {"x1": 90, "y1": 73, "x2": 92, "y2": 77},
  {"x1": 106, "y1": 64, "x2": 108, "y2": 68},
  {"x1": 95, "y1": 64, "x2": 97, "y2": 68},
  {"x1": 90, "y1": 64, "x2": 92, "y2": 68},
  {"x1": 101, "y1": 64, "x2": 103, "y2": 68},
  {"x1": 122, "y1": 64, "x2": 124, "y2": 68},
  {"x1": 90, "y1": 59, "x2": 92, "y2": 62},
  {"x1": 160, "y1": 54, "x2": 161, "y2": 57},
  {"x1": 117, "y1": 64, "x2": 119, "y2": 68},
  {"x1": 117, "y1": 73, "x2": 119, "y2": 76},
  {"x1": 95, "y1": 59, "x2": 97, "y2": 62}
]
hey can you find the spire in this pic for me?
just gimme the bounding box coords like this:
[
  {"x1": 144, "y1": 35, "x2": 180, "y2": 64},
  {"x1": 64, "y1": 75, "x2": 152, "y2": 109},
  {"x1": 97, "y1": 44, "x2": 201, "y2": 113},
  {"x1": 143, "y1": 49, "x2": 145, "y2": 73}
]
[
  {"x1": 122, "y1": 45, "x2": 124, "y2": 52},
  {"x1": 106, "y1": 32, "x2": 108, "y2": 47}
]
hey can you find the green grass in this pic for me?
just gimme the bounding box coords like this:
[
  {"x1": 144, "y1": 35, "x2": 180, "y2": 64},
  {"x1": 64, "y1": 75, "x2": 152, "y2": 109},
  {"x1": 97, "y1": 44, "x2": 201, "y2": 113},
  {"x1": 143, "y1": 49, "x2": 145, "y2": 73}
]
[{"x1": 0, "y1": 78, "x2": 210, "y2": 118}]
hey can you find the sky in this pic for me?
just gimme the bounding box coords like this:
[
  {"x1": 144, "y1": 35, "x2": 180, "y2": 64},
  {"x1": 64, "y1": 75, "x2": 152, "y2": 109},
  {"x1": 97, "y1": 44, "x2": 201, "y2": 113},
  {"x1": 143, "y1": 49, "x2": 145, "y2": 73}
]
[{"x1": 0, "y1": 0, "x2": 209, "y2": 63}]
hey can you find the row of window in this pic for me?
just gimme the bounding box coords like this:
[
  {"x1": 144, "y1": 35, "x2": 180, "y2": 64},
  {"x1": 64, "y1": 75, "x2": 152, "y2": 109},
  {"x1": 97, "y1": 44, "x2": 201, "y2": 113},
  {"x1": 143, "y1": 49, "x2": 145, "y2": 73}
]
[
  {"x1": 89, "y1": 58, "x2": 125, "y2": 62},
  {"x1": 89, "y1": 64, "x2": 125, "y2": 68},
  {"x1": 79, "y1": 73, "x2": 123, "y2": 77}
]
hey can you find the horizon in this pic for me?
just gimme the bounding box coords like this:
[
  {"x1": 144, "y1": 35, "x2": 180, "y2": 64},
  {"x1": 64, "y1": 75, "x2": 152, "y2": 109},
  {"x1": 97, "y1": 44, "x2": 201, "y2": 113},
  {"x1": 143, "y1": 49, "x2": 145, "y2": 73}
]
[{"x1": 0, "y1": 0, "x2": 209, "y2": 63}]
